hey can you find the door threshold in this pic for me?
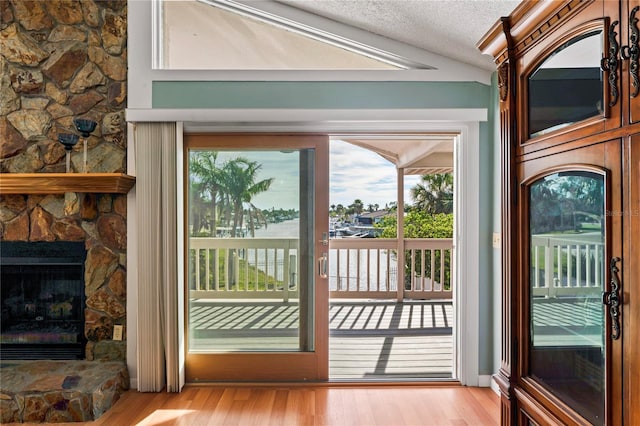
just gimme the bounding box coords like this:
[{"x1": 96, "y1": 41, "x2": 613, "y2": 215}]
[
  {"x1": 327, "y1": 378, "x2": 460, "y2": 387},
  {"x1": 185, "y1": 379, "x2": 461, "y2": 388}
]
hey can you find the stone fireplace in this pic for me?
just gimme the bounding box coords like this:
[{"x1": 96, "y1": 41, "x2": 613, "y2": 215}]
[
  {"x1": 1, "y1": 0, "x2": 129, "y2": 361},
  {"x1": 0, "y1": 193, "x2": 131, "y2": 422},
  {"x1": 0, "y1": 193, "x2": 128, "y2": 361},
  {"x1": 1, "y1": 1, "x2": 131, "y2": 422}
]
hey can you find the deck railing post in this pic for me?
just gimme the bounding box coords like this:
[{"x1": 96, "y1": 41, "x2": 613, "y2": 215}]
[
  {"x1": 396, "y1": 168, "x2": 405, "y2": 302},
  {"x1": 195, "y1": 248, "x2": 200, "y2": 290},
  {"x1": 544, "y1": 239, "x2": 554, "y2": 298},
  {"x1": 213, "y1": 249, "x2": 219, "y2": 291},
  {"x1": 205, "y1": 249, "x2": 210, "y2": 291},
  {"x1": 285, "y1": 252, "x2": 296, "y2": 303}
]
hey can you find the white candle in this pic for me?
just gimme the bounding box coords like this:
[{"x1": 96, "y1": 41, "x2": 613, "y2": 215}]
[{"x1": 83, "y1": 138, "x2": 87, "y2": 173}]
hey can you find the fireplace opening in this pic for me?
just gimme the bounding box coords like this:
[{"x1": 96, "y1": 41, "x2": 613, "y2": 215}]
[{"x1": 1, "y1": 242, "x2": 87, "y2": 360}]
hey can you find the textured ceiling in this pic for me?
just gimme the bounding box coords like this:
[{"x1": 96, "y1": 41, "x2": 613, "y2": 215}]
[{"x1": 276, "y1": 0, "x2": 520, "y2": 70}]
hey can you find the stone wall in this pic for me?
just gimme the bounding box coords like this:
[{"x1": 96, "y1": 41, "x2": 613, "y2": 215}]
[{"x1": 0, "y1": 0, "x2": 128, "y2": 361}]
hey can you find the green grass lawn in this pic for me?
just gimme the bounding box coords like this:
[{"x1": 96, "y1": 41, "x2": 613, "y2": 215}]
[{"x1": 190, "y1": 249, "x2": 287, "y2": 291}]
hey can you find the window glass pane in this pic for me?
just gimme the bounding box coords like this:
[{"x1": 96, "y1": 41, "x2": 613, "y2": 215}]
[
  {"x1": 529, "y1": 171, "x2": 605, "y2": 425},
  {"x1": 187, "y1": 149, "x2": 315, "y2": 352},
  {"x1": 528, "y1": 31, "x2": 603, "y2": 138},
  {"x1": 160, "y1": 0, "x2": 401, "y2": 70}
]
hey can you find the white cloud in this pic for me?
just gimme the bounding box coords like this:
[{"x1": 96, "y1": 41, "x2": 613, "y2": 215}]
[
  {"x1": 199, "y1": 143, "x2": 421, "y2": 211},
  {"x1": 330, "y1": 140, "x2": 420, "y2": 209}
]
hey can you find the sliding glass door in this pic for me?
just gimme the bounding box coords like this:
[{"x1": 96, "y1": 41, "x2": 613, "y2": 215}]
[{"x1": 184, "y1": 134, "x2": 329, "y2": 381}]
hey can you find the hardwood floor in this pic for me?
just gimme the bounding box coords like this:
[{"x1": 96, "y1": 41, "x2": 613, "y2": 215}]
[{"x1": 23, "y1": 385, "x2": 498, "y2": 425}]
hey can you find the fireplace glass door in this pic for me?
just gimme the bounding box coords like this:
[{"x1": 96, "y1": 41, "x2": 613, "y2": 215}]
[{"x1": 0, "y1": 242, "x2": 86, "y2": 359}]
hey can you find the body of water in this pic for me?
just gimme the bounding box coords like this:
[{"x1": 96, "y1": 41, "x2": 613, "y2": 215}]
[{"x1": 250, "y1": 219, "x2": 397, "y2": 291}]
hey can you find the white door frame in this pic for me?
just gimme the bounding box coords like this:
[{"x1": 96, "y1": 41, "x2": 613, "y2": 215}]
[{"x1": 126, "y1": 108, "x2": 484, "y2": 387}]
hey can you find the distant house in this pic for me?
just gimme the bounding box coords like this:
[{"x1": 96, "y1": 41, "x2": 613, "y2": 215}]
[{"x1": 354, "y1": 210, "x2": 390, "y2": 225}]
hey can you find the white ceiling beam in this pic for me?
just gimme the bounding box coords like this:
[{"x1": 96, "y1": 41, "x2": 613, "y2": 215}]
[{"x1": 127, "y1": 108, "x2": 489, "y2": 124}]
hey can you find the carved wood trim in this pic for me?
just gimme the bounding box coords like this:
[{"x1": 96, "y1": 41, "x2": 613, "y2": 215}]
[
  {"x1": 498, "y1": 63, "x2": 509, "y2": 101},
  {"x1": 0, "y1": 173, "x2": 136, "y2": 194},
  {"x1": 479, "y1": 0, "x2": 591, "y2": 64},
  {"x1": 510, "y1": 0, "x2": 588, "y2": 56}
]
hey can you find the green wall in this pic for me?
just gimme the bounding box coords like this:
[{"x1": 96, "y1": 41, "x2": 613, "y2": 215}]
[
  {"x1": 490, "y1": 72, "x2": 503, "y2": 378},
  {"x1": 152, "y1": 81, "x2": 490, "y2": 109},
  {"x1": 153, "y1": 79, "x2": 498, "y2": 378},
  {"x1": 480, "y1": 73, "x2": 498, "y2": 377}
]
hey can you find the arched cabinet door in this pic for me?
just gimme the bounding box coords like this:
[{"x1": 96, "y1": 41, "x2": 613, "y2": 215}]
[
  {"x1": 516, "y1": 140, "x2": 624, "y2": 426},
  {"x1": 527, "y1": 29, "x2": 606, "y2": 138},
  {"x1": 516, "y1": 0, "x2": 621, "y2": 155}
]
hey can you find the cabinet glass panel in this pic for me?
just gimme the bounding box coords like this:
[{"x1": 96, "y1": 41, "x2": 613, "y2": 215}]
[
  {"x1": 529, "y1": 171, "x2": 605, "y2": 425},
  {"x1": 528, "y1": 31, "x2": 603, "y2": 138}
]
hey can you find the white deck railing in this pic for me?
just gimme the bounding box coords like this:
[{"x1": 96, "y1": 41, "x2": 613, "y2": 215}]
[
  {"x1": 189, "y1": 238, "x2": 299, "y2": 301},
  {"x1": 531, "y1": 233, "x2": 604, "y2": 298},
  {"x1": 189, "y1": 237, "x2": 453, "y2": 301},
  {"x1": 329, "y1": 238, "x2": 453, "y2": 300}
]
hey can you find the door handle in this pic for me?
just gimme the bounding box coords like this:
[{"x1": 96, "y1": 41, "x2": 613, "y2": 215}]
[
  {"x1": 603, "y1": 257, "x2": 621, "y2": 340},
  {"x1": 622, "y1": 6, "x2": 640, "y2": 97},
  {"x1": 601, "y1": 20, "x2": 620, "y2": 107},
  {"x1": 318, "y1": 253, "x2": 328, "y2": 278},
  {"x1": 630, "y1": 6, "x2": 640, "y2": 97}
]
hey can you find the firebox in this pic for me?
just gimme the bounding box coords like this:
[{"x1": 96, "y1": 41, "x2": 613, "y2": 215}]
[{"x1": 1, "y1": 242, "x2": 87, "y2": 359}]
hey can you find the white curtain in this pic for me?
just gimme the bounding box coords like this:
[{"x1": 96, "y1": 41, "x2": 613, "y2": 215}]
[{"x1": 135, "y1": 122, "x2": 184, "y2": 392}]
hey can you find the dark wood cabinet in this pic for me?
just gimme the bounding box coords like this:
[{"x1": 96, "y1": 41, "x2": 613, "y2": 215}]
[
  {"x1": 479, "y1": 1, "x2": 639, "y2": 424},
  {"x1": 624, "y1": 1, "x2": 640, "y2": 124}
]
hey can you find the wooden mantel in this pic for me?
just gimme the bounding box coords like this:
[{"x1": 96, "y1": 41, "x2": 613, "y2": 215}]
[{"x1": 0, "y1": 173, "x2": 136, "y2": 194}]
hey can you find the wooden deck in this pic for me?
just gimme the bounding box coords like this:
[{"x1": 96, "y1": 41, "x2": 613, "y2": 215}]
[
  {"x1": 330, "y1": 300, "x2": 453, "y2": 380},
  {"x1": 189, "y1": 299, "x2": 454, "y2": 380}
]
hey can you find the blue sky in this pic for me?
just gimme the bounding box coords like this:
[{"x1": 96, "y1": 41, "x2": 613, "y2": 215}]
[
  {"x1": 329, "y1": 140, "x2": 420, "y2": 210},
  {"x1": 212, "y1": 141, "x2": 421, "y2": 211}
]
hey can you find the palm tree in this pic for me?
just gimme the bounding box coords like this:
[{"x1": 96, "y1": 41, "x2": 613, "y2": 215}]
[
  {"x1": 245, "y1": 204, "x2": 268, "y2": 237},
  {"x1": 190, "y1": 151, "x2": 222, "y2": 236},
  {"x1": 220, "y1": 157, "x2": 274, "y2": 237},
  {"x1": 411, "y1": 173, "x2": 454, "y2": 214},
  {"x1": 349, "y1": 199, "x2": 364, "y2": 216},
  {"x1": 189, "y1": 180, "x2": 208, "y2": 235}
]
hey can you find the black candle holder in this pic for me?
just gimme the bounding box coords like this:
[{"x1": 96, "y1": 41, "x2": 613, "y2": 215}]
[
  {"x1": 57, "y1": 133, "x2": 79, "y2": 173},
  {"x1": 73, "y1": 118, "x2": 97, "y2": 173},
  {"x1": 73, "y1": 118, "x2": 97, "y2": 138},
  {"x1": 57, "y1": 133, "x2": 79, "y2": 151}
]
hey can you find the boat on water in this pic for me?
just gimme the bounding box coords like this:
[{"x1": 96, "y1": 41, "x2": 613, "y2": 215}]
[
  {"x1": 345, "y1": 225, "x2": 380, "y2": 238},
  {"x1": 329, "y1": 223, "x2": 380, "y2": 238},
  {"x1": 329, "y1": 211, "x2": 388, "y2": 238}
]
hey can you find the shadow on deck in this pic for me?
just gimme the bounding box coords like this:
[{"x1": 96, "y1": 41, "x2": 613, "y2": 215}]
[{"x1": 189, "y1": 299, "x2": 454, "y2": 380}]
